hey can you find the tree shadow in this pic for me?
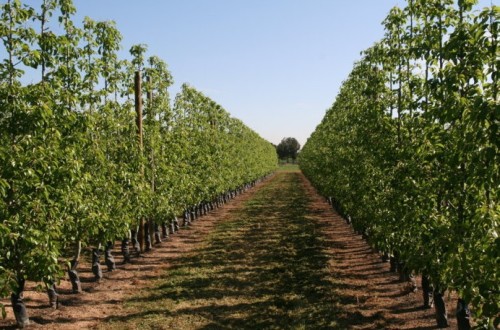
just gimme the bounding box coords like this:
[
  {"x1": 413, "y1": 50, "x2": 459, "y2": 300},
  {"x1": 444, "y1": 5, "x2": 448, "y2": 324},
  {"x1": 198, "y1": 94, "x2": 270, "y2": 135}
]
[{"x1": 104, "y1": 173, "x2": 397, "y2": 329}]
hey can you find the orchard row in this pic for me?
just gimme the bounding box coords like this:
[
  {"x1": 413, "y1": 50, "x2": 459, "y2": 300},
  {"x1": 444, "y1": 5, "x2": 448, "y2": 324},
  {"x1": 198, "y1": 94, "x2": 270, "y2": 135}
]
[
  {"x1": 0, "y1": 0, "x2": 277, "y2": 326},
  {"x1": 300, "y1": 0, "x2": 498, "y2": 328}
]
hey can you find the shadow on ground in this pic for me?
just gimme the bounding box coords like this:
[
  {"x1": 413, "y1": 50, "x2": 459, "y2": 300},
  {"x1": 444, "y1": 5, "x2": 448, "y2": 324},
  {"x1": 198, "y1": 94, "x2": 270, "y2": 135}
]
[{"x1": 101, "y1": 172, "x2": 397, "y2": 329}]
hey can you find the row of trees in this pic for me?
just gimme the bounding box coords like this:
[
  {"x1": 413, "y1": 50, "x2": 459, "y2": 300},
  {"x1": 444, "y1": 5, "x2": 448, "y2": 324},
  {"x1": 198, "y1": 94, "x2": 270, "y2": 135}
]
[
  {"x1": 0, "y1": 0, "x2": 277, "y2": 326},
  {"x1": 300, "y1": 0, "x2": 498, "y2": 328}
]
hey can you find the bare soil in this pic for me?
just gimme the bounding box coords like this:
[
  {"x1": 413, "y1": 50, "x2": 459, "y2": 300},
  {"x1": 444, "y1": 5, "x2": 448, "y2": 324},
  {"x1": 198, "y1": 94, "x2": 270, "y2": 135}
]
[{"x1": 0, "y1": 169, "x2": 458, "y2": 329}]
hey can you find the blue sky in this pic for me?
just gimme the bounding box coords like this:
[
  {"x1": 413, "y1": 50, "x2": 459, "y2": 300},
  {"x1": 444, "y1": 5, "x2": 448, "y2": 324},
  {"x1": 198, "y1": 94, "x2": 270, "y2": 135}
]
[{"x1": 66, "y1": 0, "x2": 495, "y2": 147}]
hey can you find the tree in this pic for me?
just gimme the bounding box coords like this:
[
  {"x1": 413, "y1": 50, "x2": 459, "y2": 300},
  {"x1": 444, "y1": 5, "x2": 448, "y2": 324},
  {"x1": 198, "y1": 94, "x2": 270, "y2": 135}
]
[{"x1": 276, "y1": 137, "x2": 301, "y2": 162}]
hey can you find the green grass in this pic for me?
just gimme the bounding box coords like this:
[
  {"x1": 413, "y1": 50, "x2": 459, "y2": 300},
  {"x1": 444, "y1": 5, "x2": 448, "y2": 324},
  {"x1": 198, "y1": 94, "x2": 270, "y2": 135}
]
[
  {"x1": 277, "y1": 163, "x2": 300, "y2": 172},
  {"x1": 102, "y1": 172, "x2": 345, "y2": 330}
]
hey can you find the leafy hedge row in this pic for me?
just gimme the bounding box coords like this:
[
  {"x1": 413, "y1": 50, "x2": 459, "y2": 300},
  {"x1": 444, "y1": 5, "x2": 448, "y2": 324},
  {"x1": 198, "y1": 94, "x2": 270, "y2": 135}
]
[
  {"x1": 300, "y1": 0, "x2": 498, "y2": 328},
  {"x1": 0, "y1": 0, "x2": 277, "y2": 324}
]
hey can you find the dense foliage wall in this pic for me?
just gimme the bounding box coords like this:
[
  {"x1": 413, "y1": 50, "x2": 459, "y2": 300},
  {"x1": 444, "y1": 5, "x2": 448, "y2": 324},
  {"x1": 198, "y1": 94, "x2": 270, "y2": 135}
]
[
  {"x1": 0, "y1": 0, "x2": 277, "y2": 322},
  {"x1": 300, "y1": 0, "x2": 498, "y2": 327}
]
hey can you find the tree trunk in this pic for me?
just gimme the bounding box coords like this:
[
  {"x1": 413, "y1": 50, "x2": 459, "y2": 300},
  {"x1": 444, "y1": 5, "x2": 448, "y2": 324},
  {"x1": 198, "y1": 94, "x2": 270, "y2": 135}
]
[
  {"x1": 346, "y1": 215, "x2": 351, "y2": 225},
  {"x1": 183, "y1": 210, "x2": 190, "y2": 227},
  {"x1": 68, "y1": 241, "x2": 83, "y2": 293},
  {"x1": 161, "y1": 222, "x2": 168, "y2": 239},
  {"x1": 421, "y1": 274, "x2": 433, "y2": 308},
  {"x1": 434, "y1": 289, "x2": 449, "y2": 328},
  {"x1": 398, "y1": 261, "x2": 408, "y2": 282},
  {"x1": 190, "y1": 207, "x2": 196, "y2": 221},
  {"x1": 154, "y1": 223, "x2": 162, "y2": 244},
  {"x1": 174, "y1": 217, "x2": 180, "y2": 231},
  {"x1": 131, "y1": 228, "x2": 140, "y2": 254},
  {"x1": 456, "y1": 298, "x2": 471, "y2": 330},
  {"x1": 138, "y1": 218, "x2": 145, "y2": 253},
  {"x1": 104, "y1": 241, "x2": 116, "y2": 271},
  {"x1": 46, "y1": 281, "x2": 58, "y2": 309},
  {"x1": 68, "y1": 259, "x2": 82, "y2": 293},
  {"x1": 11, "y1": 279, "x2": 29, "y2": 328},
  {"x1": 121, "y1": 237, "x2": 131, "y2": 263},
  {"x1": 390, "y1": 252, "x2": 399, "y2": 273},
  {"x1": 145, "y1": 220, "x2": 152, "y2": 251},
  {"x1": 92, "y1": 248, "x2": 103, "y2": 281}
]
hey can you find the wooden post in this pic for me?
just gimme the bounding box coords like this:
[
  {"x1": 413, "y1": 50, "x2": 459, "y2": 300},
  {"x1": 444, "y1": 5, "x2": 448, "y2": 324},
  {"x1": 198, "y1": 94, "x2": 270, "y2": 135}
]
[
  {"x1": 147, "y1": 75, "x2": 154, "y2": 193},
  {"x1": 147, "y1": 75, "x2": 155, "y2": 249},
  {"x1": 135, "y1": 71, "x2": 145, "y2": 253}
]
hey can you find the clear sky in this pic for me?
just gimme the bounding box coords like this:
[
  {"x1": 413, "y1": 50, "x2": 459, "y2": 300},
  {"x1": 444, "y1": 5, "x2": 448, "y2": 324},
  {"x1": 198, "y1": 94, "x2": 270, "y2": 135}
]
[{"x1": 67, "y1": 0, "x2": 495, "y2": 147}]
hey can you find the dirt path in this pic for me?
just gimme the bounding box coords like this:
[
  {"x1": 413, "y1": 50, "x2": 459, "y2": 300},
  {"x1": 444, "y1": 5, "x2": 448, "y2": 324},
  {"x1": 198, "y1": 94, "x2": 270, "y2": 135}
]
[{"x1": 1, "y1": 169, "x2": 456, "y2": 329}]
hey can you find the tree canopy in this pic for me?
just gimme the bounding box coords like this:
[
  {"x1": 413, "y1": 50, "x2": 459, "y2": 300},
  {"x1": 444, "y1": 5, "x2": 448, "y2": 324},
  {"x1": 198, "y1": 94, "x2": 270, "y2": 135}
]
[{"x1": 276, "y1": 137, "x2": 301, "y2": 161}]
